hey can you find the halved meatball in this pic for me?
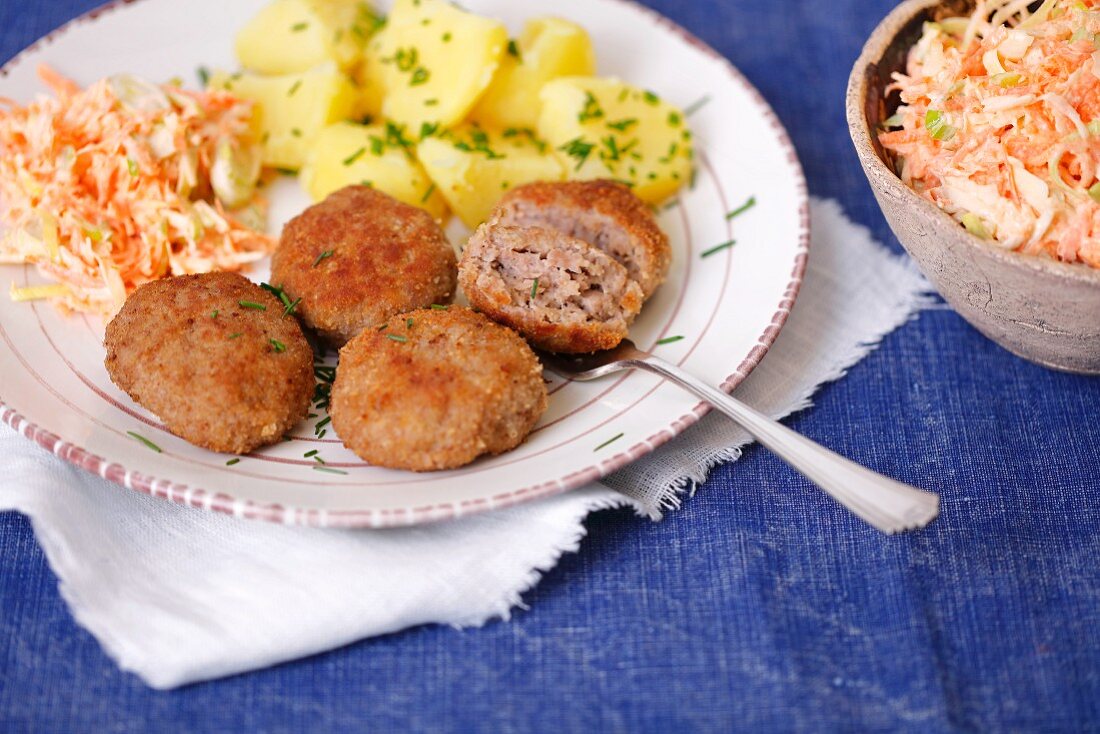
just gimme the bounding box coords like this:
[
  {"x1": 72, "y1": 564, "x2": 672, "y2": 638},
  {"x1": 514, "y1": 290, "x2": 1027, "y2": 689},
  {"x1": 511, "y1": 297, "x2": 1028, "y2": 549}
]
[
  {"x1": 104, "y1": 272, "x2": 314, "y2": 454},
  {"x1": 271, "y1": 185, "x2": 457, "y2": 347},
  {"x1": 331, "y1": 306, "x2": 548, "y2": 471},
  {"x1": 490, "y1": 180, "x2": 670, "y2": 299},
  {"x1": 459, "y1": 224, "x2": 644, "y2": 354}
]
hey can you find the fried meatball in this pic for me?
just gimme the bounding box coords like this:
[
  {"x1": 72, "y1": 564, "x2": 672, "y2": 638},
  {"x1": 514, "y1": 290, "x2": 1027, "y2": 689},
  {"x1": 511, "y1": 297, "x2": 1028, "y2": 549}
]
[
  {"x1": 330, "y1": 307, "x2": 548, "y2": 471},
  {"x1": 490, "y1": 180, "x2": 670, "y2": 299},
  {"x1": 271, "y1": 185, "x2": 457, "y2": 347},
  {"x1": 104, "y1": 272, "x2": 314, "y2": 454},
  {"x1": 459, "y1": 224, "x2": 644, "y2": 354}
]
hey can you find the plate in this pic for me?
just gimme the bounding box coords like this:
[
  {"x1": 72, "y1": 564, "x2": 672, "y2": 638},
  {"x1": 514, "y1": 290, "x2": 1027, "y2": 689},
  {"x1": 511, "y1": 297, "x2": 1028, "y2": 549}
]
[{"x1": 0, "y1": 0, "x2": 809, "y2": 527}]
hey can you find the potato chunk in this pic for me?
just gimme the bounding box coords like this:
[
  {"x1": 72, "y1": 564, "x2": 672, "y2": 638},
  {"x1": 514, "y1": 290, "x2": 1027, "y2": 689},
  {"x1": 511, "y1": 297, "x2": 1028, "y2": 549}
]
[
  {"x1": 417, "y1": 125, "x2": 563, "y2": 228},
  {"x1": 234, "y1": 0, "x2": 382, "y2": 74},
  {"x1": 209, "y1": 66, "x2": 357, "y2": 171},
  {"x1": 300, "y1": 121, "x2": 448, "y2": 220},
  {"x1": 367, "y1": 0, "x2": 507, "y2": 129},
  {"x1": 471, "y1": 17, "x2": 596, "y2": 130},
  {"x1": 538, "y1": 77, "x2": 693, "y2": 203}
]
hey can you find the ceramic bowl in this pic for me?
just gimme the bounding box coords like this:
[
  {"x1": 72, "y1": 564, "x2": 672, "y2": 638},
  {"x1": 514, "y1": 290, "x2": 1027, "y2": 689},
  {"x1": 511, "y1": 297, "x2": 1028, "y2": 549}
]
[{"x1": 846, "y1": 0, "x2": 1100, "y2": 374}]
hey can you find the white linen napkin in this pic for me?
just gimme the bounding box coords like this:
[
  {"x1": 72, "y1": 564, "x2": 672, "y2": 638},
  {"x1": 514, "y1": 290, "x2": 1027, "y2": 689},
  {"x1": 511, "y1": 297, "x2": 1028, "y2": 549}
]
[{"x1": 0, "y1": 198, "x2": 933, "y2": 689}]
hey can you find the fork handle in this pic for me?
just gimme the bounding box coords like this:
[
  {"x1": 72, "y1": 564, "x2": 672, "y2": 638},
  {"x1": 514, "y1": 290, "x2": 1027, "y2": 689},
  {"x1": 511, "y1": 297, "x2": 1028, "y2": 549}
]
[{"x1": 632, "y1": 356, "x2": 940, "y2": 534}]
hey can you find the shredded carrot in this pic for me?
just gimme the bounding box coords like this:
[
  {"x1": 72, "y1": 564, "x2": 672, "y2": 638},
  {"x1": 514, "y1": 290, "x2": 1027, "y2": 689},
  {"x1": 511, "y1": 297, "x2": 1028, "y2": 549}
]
[
  {"x1": 0, "y1": 65, "x2": 274, "y2": 315},
  {"x1": 880, "y1": 0, "x2": 1100, "y2": 268}
]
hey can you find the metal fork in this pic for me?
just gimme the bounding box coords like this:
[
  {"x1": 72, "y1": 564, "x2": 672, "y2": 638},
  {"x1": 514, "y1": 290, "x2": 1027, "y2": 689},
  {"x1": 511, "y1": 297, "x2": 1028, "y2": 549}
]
[{"x1": 541, "y1": 340, "x2": 940, "y2": 534}]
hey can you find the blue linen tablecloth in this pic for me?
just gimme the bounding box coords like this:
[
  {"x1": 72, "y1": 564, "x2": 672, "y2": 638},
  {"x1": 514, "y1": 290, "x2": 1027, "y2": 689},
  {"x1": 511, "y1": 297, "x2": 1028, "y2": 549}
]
[{"x1": 1, "y1": 0, "x2": 1098, "y2": 730}]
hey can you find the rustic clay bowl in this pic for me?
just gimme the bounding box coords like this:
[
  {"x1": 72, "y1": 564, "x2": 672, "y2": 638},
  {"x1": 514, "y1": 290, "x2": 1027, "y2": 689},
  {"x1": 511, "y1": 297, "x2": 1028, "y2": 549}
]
[{"x1": 847, "y1": 0, "x2": 1100, "y2": 374}]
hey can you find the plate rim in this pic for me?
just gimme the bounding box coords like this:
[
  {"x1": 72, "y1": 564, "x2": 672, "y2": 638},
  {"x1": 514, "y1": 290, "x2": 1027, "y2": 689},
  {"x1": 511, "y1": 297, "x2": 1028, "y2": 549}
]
[{"x1": 0, "y1": 0, "x2": 810, "y2": 528}]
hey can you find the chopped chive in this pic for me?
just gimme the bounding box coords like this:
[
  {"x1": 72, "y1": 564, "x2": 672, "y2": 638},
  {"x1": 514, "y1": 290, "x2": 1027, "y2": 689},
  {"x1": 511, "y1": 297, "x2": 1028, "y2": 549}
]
[
  {"x1": 238, "y1": 300, "x2": 266, "y2": 310},
  {"x1": 317, "y1": 429, "x2": 327, "y2": 439},
  {"x1": 386, "y1": 333, "x2": 408, "y2": 343},
  {"x1": 594, "y1": 432, "x2": 624, "y2": 451},
  {"x1": 656, "y1": 335, "x2": 685, "y2": 345},
  {"x1": 287, "y1": 79, "x2": 302, "y2": 97},
  {"x1": 126, "y1": 158, "x2": 139, "y2": 176},
  {"x1": 662, "y1": 198, "x2": 680, "y2": 211},
  {"x1": 343, "y1": 147, "x2": 366, "y2": 166},
  {"x1": 701, "y1": 239, "x2": 736, "y2": 258},
  {"x1": 304, "y1": 449, "x2": 319, "y2": 458},
  {"x1": 684, "y1": 95, "x2": 711, "y2": 116},
  {"x1": 291, "y1": 21, "x2": 309, "y2": 31},
  {"x1": 211, "y1": 309, "x2": 219, "y2": 318},
  {"x1": 314, "y1": 455, "x2": 326, "y2": 464},
  {"x1": 424, "y1": 98, "x2": 439, "y2": 106},
  {"x1": 725, "y1": 196, "x2": 756, "y2": 220},
  {"x1": 315, "y1": 416, "x2": 332, "y2": 430},
  {"x1": 290, "y1": 127, "x2": 302, "y2": 137},
  {"x1": 507, "y1": 39, "x2": 522, "y2": 61},
  {"x1": 127, "y1": 431, "x2": 162, "y2": 453},
  {"x1": 409, "y1": 67, "x2": 430, "y2": 86},
  {"x1": 226, "y1": 458, "x2": 241, "y2": 466},
  {"x1": 421, "y1": 183, "x2": 436, "y2": 203},
  {"x1": 406, "y1": 317, "x2": 415, "y2": 328},
  {"x1": 430, "y1": 304, "x2": 448, "y2": 310},
  {"x1": 283, "y1": 297, "x2": 301, "y2": 316},
  {"x1": 274, "y1": 167, "x2": 297, "y2": 176},
  {"x1": 606, "y1": 118, "x2": 638, "y2": 132},
  {"x1": 442, "y1": 32, "x2": 452, "y2": 42},
  {"x1": 196, "y1": 66, "x2": 210, "y2": 86},
  {"x1": 228, "y1": 332, "x2": 243, "y2": 339},
  {"x1": 377, "y1": 323, "x2": 389, "y2": 331},
  {"x1": 313, "y1": 250, "x2": 334, "y2": 267},
  {"x1": 530, "y1": 277, "x2": 539, "y2": 299},
  {"x1": 668, "y1": 111, "x2": 682, "y2": 126},
  {"x1": 313, "y1": 466, "x2": 348, "y2": 475},
  {"x1": 269, "y1": 339, "x2": 286, "y2": 353}
]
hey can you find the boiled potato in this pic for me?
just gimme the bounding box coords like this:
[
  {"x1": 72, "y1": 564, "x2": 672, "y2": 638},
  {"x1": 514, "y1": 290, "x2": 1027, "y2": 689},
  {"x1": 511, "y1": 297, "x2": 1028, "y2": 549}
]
[
  {"x1": 234, "y1": 0, "x2": 382, "y2": 74},
  {"x1": 538, "y1": 77, "x2": 693, "y2": 203},
  {"x1": 301, "y1": 121, "x2": 448, "y2": 220},
  {"x1": 471, "y1": 17, "x2": 596, "y2": 130},
  {"x1": 417, "y1": 125, "x2": 564, "y2": 228},
  {"x1": 209, "y1": 65, "x2": 358, "y2": 171},
  {"x1": 368, "y1": 0, "x2": 507, "y2": 129}
]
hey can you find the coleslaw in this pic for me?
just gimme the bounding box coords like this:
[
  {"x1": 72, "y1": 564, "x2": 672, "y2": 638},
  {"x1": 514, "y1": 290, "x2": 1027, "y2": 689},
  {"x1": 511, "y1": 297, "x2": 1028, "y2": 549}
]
[
  {"x1": 0, "y1": 66, "x2": 273, "y2": 315},
  {"x1": 879, "y1": 0, "x2": 1100, "y2": 268}
]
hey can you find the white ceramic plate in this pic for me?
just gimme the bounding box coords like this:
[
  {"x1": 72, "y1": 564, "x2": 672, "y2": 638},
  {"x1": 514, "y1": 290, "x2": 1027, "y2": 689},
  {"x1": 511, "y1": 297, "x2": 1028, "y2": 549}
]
[{"x1": 0, "y1": 0, "x2": 808, "y2": 527}]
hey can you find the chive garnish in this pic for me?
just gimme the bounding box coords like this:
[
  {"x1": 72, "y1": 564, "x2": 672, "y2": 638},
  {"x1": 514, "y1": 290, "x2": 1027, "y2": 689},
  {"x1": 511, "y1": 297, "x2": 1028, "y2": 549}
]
[
  {"x1": 287, "y1": 79, "x2": 302, "y2": 97},
  {"x1": 228, "y1": 332, "x2": 243, "y2": 339},
  {"x1": 409, "y1": 67, "x2": 430, "y2": 86},
  {"x1": 317, "y1": 429, "x2": 328, "y2": 439},
  {"x1": 386, "y1": 334, "x2": 408, "y2": 343},
  {"x1": 377, "y1": 323, "x2": 389, "y2": 331},
  {"x1": 127, "y1": 431, "x2": 162, "y2": 453},
  {"x1": 211, "y1": 309, "x2": 219, "y2": 318},
  {"x1": 316, "y1": 416, "x2": 332, "y2": 430},
  {"x1": 291, "y1": 21, "x2": 309, "y2": 31},
  {"x1": 238, "y1": 300, "x2": 266, "y2": 310},
  {"x1": 684, "y1": 95, "x2": 711, "y2": 116},
  {"x1": 304, "y1": 449, "x2": 319, "y2": 458},
  {"x1": 196, "y1": 66, "x2": 210, "y2": 86},
  {"x1": 701, "y1": 240, "x2": 736, "y2": 258},
  {"x1": 726, "y1": 196, "x2": 756, "y2": 220},
  {"x1": 662, "y1": 198, "x2": 680, "y2": 212},
  {"x1": 126, "y1": 158, "x2": 139, "y2": 176},
  {"x1": 313, "y1": 250, "x2": 334, "y2": 267},
  {"x1": 530, "y1": 278, "x2": 539, "y2": 299},
  {"x1": 314, "y1": 455, "x2": 326, "y2": 465},
  {"x1": 594, "y1": 432, "x2": 624, "y2": 451},
  {"x1": 421, "y1": 183, "x2": 436, "y2": 203},
  {"x1": 290, "y1": 128, "x2": 302, "y2": 137},
  {"x1": 226, "y1": 458, "x2": 241, "y2": 466},
  {"x1": 606, "y1": 118, "x2": 638, "y2": 132},
  {"x1": 430, "y1": 304, "x2": 448, "y2": 311},
  {"x1": 656, "y1": 335, "x2": 685, "y2": 345},
  {"x1": 313, "y1": 466, "x2": 348, "y2": 475},
  {"x1": 343, "y1": 147, "x2": 366, "y2": 166},
  {"x1": 642, "y1": 90, "x2": 660, "y2": 105},
  {"x1": 424, "y1": 98, "x2": 439, "y2": 106},
  {"x1": 507, "y1": 39, "x2": 521, "y2": 60},
  {"x1": 406, "y1": 317, "x2": 415, "y2": 328},
  {"x1": 270, "y1": 339, "x2": 286, "y2": 353},
  {"x1": 283, "y1": 297, "x2": 301, "y2": 316},
  {"x1": 442, "y1": 32, "x2": 452, "y2": 42}
]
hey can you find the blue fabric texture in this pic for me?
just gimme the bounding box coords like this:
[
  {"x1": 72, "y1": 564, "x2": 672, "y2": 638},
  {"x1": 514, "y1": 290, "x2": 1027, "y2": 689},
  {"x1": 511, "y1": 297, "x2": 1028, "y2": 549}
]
[{"x1": 2, "y1": 1, "x2": 1099, "y2": 731}]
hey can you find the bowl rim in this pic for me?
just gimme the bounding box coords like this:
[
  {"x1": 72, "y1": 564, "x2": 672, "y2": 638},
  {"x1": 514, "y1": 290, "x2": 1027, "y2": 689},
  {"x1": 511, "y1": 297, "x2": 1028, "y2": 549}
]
[{"x1": 846, "y1": 0, "x2": 1100, "y2": 288}]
